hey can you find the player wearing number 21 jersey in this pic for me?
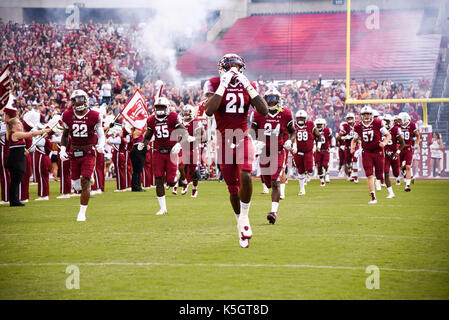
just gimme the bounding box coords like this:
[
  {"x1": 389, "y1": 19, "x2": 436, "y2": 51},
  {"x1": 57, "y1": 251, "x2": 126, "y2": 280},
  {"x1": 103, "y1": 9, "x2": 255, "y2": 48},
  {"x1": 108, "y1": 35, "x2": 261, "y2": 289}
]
[
  {"x1": 351, "y1": 106, "x2": 391, "y2": 204},
  {"x1": 204, "y1": 53, "x2": 268, "y2": 248},
  {"x1": 61, "y1": 89, "x2": 105, "y2": 222}
]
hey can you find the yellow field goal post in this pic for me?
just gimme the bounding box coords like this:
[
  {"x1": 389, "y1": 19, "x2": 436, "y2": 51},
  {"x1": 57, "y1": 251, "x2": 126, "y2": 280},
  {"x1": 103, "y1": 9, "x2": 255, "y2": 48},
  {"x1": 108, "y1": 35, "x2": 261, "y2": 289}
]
[{"x1": 343, "y1": 0, "x2": 449, "y2": 128}]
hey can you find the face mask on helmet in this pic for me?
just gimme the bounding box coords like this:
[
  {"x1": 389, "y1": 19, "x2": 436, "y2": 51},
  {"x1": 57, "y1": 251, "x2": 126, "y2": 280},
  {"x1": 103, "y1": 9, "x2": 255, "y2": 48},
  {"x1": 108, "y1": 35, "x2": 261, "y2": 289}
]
[
  {"x1": 183, "y1": 109, "x2": 193, "y2": 121},
  {"x1": 265, "y1": 95, "x2": 279, "y2": 108},
  {"x1": 296, "y1": 117, "x2": 306, "y2": 125},
  {"x1": 218, "y1": 54, "x2": 245, "y2": 75},
  {"x1": 72, "y1": 96, "x2": 87, "y2": 112},
  {"x1": 155, "y1": 105, "x2": 168, "y2": 119},
  {"x1": 346, "y1": 117, "x2": 355, "y2": 124}
]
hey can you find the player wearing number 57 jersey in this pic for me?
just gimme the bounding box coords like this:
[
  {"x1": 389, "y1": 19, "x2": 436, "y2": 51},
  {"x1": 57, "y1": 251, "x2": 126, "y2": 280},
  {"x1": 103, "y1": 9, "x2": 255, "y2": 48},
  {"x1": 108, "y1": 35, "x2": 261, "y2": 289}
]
[
  {"x1": 61, "y1": 89, "x2": 105, "y2": 221},
  {"x1": 292, "y1": 110, "x2": 320, "y2": 196},
  {"x1": 139, "y1": 96, "x2": 189, "y2": 216},
  {"x1": 351, "y1": 106, "x2": 391, "y2": 204},
  {"x1": 204, "y1": 53, "x2": 268, "y2": 248}
]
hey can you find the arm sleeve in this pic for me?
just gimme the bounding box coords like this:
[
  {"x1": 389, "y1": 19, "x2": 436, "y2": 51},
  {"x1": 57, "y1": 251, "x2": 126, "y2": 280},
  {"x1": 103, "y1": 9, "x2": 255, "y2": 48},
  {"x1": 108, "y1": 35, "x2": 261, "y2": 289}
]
[
  {"x1": 95, "y1": 116, "x2": 106, "y2": 146},
  {"x1": 380, "y1": 127, "x2": 389, "y2": 136}
]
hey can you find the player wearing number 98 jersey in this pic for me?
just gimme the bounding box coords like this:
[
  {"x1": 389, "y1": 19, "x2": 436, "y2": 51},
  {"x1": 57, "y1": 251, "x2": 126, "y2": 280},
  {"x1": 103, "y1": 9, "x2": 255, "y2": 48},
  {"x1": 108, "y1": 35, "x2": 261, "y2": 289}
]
[
  {"x1": 204, "y1": 53, "x2": 269, "y2": 248},
  {"x1": 61, "y1": 89, "x2": 105, "y2": 222},
  {"x1": 351, "y1": 106, "x2": 391, "y2": 204},
  {"x1": 292, "y1": 110, "x2": 320, "y2": 196}
]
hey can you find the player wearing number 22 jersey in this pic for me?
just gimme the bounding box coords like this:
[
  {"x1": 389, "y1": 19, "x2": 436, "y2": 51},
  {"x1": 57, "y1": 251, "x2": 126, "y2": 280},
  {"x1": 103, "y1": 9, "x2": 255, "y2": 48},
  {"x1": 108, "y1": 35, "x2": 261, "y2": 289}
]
[{"x1": 204, "y1": 53, "x2": 269, "y2": 248}]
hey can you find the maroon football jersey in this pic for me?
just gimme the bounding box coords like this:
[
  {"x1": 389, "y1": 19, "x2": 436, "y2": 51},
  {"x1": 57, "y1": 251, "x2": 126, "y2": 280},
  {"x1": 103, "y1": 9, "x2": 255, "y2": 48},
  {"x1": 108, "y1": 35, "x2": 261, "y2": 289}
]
[
  {"x1": 385, "y1": 125, "x2": 402, "y2": 154},
  {"x1": 353, "y1": 118, "x2": 386, "y2": 153},
  {"x1": 204, "y1": 77, "x2": 257, "y2": 135},
  {"x1": 294, "y1": 120, "x2": 315, "y2": 153},
  {"x1": 252, "y1": 108, "x2": 293, "y2": 152},
  {"x1": 182, "y1": 118, "x2": 201, "y2": 153},
  {"x1": 338, "y1": 122, "x2": 355, "y2": 147},
  {"x1": 317, "y1": 127, "x2": 332, "y2": 151},
  {"x1": 62, "y1": 109, "x2": 101, "y2": 147},
  {"x1": 400, "y1": 121, "x2": 417, "y2": 150},
  {"x1": 146, "y1": 112, "x2": 181, "y2": 149}
]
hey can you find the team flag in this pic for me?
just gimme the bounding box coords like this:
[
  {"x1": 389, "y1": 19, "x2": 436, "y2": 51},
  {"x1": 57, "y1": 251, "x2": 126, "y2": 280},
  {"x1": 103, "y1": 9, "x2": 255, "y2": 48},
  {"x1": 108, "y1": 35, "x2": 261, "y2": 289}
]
[{"x1": 120, "y1": 89, "x2": 150, "y2": 130}]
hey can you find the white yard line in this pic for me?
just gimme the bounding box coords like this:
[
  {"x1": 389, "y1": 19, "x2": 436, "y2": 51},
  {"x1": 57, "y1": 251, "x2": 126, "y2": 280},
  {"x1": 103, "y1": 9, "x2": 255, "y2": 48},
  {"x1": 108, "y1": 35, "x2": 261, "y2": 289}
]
[{"x1": 0, "y1": 261, "x2": 447, "y2": 274}]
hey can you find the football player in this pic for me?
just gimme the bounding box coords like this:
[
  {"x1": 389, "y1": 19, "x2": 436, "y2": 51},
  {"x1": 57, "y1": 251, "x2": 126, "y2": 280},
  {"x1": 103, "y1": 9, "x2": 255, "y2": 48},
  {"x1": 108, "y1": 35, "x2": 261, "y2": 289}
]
[
  {"x1": 336, "y1": 112, "x2": 360, "y2": 183},
  {"x1": 351, "y1": 105, "x2": 391, "y2": 204},
  {"x1": 251, "y1": 87, "x2": 295, "y2": 224},
  {"x1": 314, "y1": 118, "x2": 333, "y2": 187},
  {"x1": 60, "y1": 89, "x2": 105, "y2": 221},
  {"x1": 383, "y1": 114, "x2": 405, "y2": 198},
  {"x1": 292, "y1": 110, "x2": 321, "y2": 195},
  {"x1": 204, "y1": 53, "x2": 269, "y2": 248},
  {"x1": 138, "y1": 96, "x2": 192, "y2": 215},
  {"x1": 398, "y1": 112, "x2": 420, "y2": 192},
  {"x1": 179, "y1": 104, "x2": 205, "y2": 198}
]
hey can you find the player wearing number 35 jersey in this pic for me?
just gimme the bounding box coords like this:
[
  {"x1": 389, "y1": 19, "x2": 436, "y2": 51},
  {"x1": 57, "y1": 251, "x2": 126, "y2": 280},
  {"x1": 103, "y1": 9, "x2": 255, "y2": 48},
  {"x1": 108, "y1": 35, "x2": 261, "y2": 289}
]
[
  {"x1": 351, "y1": 105, "x2": 391, "y2": 204},
  {"x1": 204, "y1": 53, "x2": 268, "y2": 248},
  {"x1": 61, "y1": 89, "x2": 105, "y2": 221}
]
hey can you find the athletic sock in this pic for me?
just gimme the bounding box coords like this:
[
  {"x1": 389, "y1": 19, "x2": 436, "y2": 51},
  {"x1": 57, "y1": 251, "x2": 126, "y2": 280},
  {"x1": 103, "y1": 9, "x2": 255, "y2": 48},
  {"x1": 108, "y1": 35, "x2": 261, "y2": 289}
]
[
  {"x1": 280, "y1": 183, "x2": 285, "y2": 197},
  {"x1": 78, "y1": 205, "x2": 87, "y2": 217},
  {"x1": 271, "y1": 202, "x2": 279, "y2": 213},
  {"x1": 387, "y1": 186, "x2": 394, "y2": 195},
  {"x1": 405, "y1": 178, "x2": 411, "y2": 187},
  {"x1": 157, "y1": 196, "x2": 167, "y2": 211}
]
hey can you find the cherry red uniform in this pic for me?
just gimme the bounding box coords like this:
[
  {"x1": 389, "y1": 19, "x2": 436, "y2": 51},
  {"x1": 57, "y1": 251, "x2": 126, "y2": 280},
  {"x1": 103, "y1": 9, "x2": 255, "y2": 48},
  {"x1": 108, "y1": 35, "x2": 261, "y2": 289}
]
[
  {"x1": 252, "y1": 109, "x2": 293, "y2": 186},
  {"x1": 33, "y1": 137, "x2": 52, "y2": 197},
  {"x1": 62, "y1": 109, "x2": 101, "y2": 180},
  {"x1": 20, "y1": 120, "x2": 33, "y2": 201},
  {"x1": 0, "y1": 121, "x2": 10, "y2": 202},
  {"x1": 292, "y1": 120, "x2": 315, "y2": 174},
  {"x1": 204, "y1": 77, "x2": 256, "y2": 195},
  {"x1": 338, "y1": 122, "x2": 359, "y2": 164},
  {"x1": 315, "y1": 127, "x2": 332, "y2": 168},
  {"x1": 141, "y1": 142, "x2": 154, "y2": 188},
  {"x1": 58, "y1": 139, "x2": 72, "y2": 195},
  {"x1": 146, "y1": 112, "x2": 181, "y2": 184},
  {"x1": 400, "y1": 121, "x2": 417, "y2": 166},
  {"x1": 353, "y1": 119, "x2": 386, "y2": 179},
  {"x1": 384, "y1": 125, "x2": 402, "y2": 177},
  {"x1": 180, "y1": 118, "x2": 202, "y2": 183},
  {"x1": 92, "y1": 134, "x2": 105, "y2": 192}
]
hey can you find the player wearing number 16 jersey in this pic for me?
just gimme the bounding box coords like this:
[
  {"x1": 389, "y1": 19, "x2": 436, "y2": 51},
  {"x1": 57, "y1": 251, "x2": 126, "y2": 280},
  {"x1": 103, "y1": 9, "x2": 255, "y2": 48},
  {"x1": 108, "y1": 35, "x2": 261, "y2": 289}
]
[
  {"x1": 61, "y1": 89, "x2": 105, "y2": 221},
  {"x1": 251, "y1": 87, "x2": 295, "y2": 225},
  {"x1": 204, "y1": 53, "x2": 268, "y2": 248},
  {"x1": 292, "y1": 110, "x2": 320, "y2": 196},
  {"x1": 351, "y1": 106, "x2": 391, "y2": 204}
]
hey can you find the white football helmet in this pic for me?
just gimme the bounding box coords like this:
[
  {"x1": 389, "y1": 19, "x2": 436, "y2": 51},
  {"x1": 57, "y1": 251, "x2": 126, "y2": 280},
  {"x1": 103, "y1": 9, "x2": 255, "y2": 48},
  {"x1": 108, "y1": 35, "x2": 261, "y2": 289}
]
[
  {"x1": 295, "y1": 110, "x2": 308, "y2": 125},
  {"x1": 264, "y1": 87, "x2": 282, "y2": 110},
  {"x1": 360, "y1": 105, "x2": 373, "y2": 122},
  {"x1": 70, "y1": 89, "x2": 89, "y2": 112},
  {"x1": 182, "y1": 104, "x2": 195, "y2": 121},
  {"x1": 345, "y1": 112, "x2": 355, "y2": 124},
  {"x1": 398, "y1": 112, "x2": 410, "y2": 126},
  {"x1": 372, "y1": 109, "x2": 380, "y2": 119},
  {"x1": 315, "y1": 118, "x2": 326, "y2": 131},
  {"x1": 383, "y1": 114, "x2": 394, "y2": 129},
  {"x1": 154, "y1": 96, "x2": 170, "y2": 119},
  {"x1": 218, "y1": 53, "x2": 246, "y2": 76}
]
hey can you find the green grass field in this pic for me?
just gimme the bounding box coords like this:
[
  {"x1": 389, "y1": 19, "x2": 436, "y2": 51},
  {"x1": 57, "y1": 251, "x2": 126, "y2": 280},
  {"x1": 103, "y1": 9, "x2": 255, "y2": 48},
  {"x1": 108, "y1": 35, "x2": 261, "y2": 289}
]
[{"x1": 0, "y1": 179, "x2": 448, "y2": 300}]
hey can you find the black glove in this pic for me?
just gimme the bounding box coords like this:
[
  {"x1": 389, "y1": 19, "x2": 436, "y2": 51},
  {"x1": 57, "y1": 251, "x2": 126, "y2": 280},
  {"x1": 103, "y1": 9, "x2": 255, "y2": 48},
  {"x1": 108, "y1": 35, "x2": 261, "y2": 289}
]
[{"x1": 109, "y1": 122, "x2": 115, "y2": 128}]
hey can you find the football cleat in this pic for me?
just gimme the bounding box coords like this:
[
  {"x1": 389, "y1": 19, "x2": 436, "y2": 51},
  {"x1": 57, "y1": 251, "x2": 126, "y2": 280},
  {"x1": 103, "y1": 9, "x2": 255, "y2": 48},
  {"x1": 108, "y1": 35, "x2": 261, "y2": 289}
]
[
  {"x1": 181, "y1": 183, "x2": 189, "y2": 195},
  {"x1": 35, "y1": 196, "x2": 49, "y2": 201},
  {"x1": 261, "y1": 186, "x2": 269, "y2": 194},
  {"x1": 396, "y1": 178, "x2": 401, "y2": 185},
  {"x1": 320, "y1": 182, "x2": 325, "y2": 187},
  {"x1": 0, "y1": 201, "x2": 8, "y2": 205},
  {"x1": 368, "y1": 199, "x2": 378, "y2": 204},
  {"x1": 57, "y1": 194, "x2": 71, "y2": 199},
  {"x1": 238, "y1": 220, "x2": 253, "y2": 240},
  {"x1": 239, "y1": 237, "x2": 249, "y2": 248},
  {"x1": 172, "y1": 186, "x2": 177, "y2": 195},
  {"x1": 76, "y1": 214, "x2": 86, "y2": 222},
  {"x1": 267, "y1": 212, "x2": 277, "y2": 224},
  {"x1": 353, "y1": 177, "x2": 359, "y2": 183},
  {"x1": 325, "y1": 174, "x2": 330, "y2": 183},
  {"x1": 298, "y1": 189, "x2": 306, "y2": 196},
  {"x1": 405, "y1": 187, "x2": 411, "y2": 192},
  {"x1": 155, "y1": 209, "x2": 168, "y2": 215},
  {"x1": 386, "y1": 193, "x2": 395, "y2": 199},
  {"x1": 191, "y1": 189, "x2": 198, "y2": 198},
  {"x1": 22, "y1": 199, "x2": 29, "y2": 203}
]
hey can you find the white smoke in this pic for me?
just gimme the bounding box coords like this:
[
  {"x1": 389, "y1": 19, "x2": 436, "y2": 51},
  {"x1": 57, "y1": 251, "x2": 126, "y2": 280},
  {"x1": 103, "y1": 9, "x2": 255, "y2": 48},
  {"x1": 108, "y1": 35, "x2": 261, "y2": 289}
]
[{"x1": 135, "y1": 0, "x2": 229, "y2": 85}]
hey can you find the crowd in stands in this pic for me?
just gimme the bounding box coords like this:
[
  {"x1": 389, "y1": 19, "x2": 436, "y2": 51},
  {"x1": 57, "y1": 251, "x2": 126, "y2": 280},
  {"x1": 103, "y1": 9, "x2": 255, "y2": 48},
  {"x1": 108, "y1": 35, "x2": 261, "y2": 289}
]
[{"x1": 1, "y1": 20, "x2": 432, "y2": 136}]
